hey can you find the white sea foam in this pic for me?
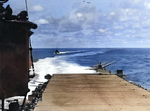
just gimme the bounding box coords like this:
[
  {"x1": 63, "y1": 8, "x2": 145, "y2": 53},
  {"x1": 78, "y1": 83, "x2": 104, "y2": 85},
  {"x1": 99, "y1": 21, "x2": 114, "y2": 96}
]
[
  {"x1": 34, "y1": 57, "x2": 96, "y2": 77},
  {"x1": 57, "y1": 50, "x2": 105, "y2": 58},
  {"x1": 31, "y1": 56, "x2": 96, "y2": 83},
  {"x1": 56, "y1": 50, "x2": 86, "y2": 55}
]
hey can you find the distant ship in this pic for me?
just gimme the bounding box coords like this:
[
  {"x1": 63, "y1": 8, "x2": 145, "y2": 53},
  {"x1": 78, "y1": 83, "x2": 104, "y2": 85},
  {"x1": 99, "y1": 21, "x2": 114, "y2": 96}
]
[{"x1": 54, "y1": 49, "x2": 59, "y2": 54}]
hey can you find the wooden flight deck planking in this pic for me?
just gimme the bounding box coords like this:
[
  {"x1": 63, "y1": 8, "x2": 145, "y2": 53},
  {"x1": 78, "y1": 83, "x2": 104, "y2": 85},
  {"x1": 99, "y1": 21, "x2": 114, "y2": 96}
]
[{"x1": 34, "y1": 73, "x2": 150, "y2": 111}]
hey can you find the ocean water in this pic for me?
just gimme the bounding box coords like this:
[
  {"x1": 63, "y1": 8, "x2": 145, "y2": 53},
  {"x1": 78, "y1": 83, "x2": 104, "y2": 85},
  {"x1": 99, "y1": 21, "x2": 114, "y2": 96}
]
[{"x1": 31, "y1": 48, "x2": 150, "y2": 90}]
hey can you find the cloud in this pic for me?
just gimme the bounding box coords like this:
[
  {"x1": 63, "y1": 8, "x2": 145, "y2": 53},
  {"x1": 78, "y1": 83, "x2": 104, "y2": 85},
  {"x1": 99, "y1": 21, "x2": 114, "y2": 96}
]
[
  {"x1": 110, "y1": 12, "x2": 115, "y2": 16},
  {"x1": 77, "y1": 13, "x2": 83, "y2": 17},
  {"x1": 34, "y1": 3, "x2": 117, "y2": 44},
  {"x1": 144, "y1": 3, "x2": 150, "y2": 9},
  {"x1": 32, "y1": 5, "x2": 44, "y2": 11},
  {"x1": 30, "y1": 0, "x2": 150, "y2": 48},
  {"x1": 114, "y1": 25, "x2": 123, "y2": 29},
  {"x1": 98, "y1": 29, "x2": 107, "y2": 33},
  {"x1": 37, "y1": 19, "x2": 49, "y2": 24},
  {"x1": 56, "y1": 5, "x2": 99, "y2": 33},
  {"x1": 59, "y1": 21, "x2": 82, "y2": 32}
]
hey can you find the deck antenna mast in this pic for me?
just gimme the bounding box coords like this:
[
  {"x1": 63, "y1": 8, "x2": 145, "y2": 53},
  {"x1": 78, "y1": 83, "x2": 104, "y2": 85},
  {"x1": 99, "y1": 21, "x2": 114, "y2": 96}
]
[{"x1": 25, "y1": 0, "x2": 29, "y2": 18}]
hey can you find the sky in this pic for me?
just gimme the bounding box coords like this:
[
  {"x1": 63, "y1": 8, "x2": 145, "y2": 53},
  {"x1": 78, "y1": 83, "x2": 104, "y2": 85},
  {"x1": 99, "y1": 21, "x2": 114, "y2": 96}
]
[{"x1": 4, "y1": 0, "x2": 150, "y2": 48}]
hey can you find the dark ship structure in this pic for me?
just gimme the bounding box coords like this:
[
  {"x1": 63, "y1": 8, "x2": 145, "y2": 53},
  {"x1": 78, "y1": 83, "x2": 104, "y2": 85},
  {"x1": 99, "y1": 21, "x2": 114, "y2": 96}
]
[{"x1": 0, "y1": 0, "x2": 37, "y2": 110}]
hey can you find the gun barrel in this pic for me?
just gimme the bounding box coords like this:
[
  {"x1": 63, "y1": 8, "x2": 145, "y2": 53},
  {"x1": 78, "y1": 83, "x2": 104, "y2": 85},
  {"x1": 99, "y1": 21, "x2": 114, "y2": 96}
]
[{"x1": 102, "y1": 61, "x2": 115, "y2": 68}]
